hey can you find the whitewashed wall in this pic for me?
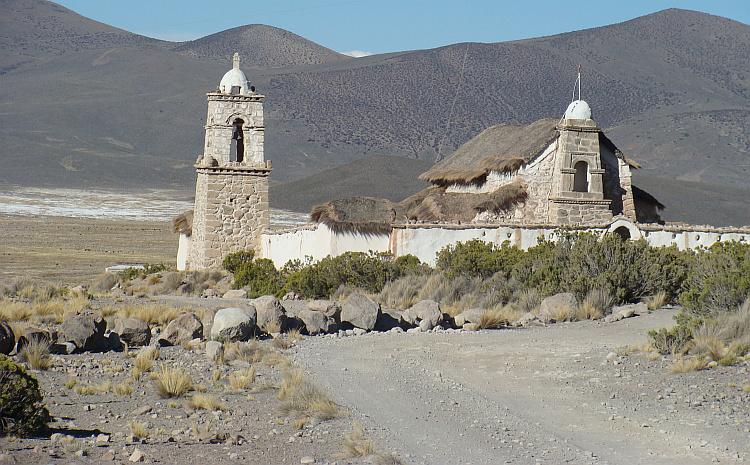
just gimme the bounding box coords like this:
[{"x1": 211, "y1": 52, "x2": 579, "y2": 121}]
[{"x1": 178, "y1": 221, "x2": 750, "y2": 271}]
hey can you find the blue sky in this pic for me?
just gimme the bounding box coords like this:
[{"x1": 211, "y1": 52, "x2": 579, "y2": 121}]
[{"x1": 55, "y1": 0, "x2": 750, "y2": 56}]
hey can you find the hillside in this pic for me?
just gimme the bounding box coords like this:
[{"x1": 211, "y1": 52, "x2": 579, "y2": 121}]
[
  {"x1": 0, "y1": 2, "x2": 749, "y2": 218},
  {"x1": 269, "y1": 155, "x2": 432, "y2": 213},
  {"x1": 172, "y1": 24, "x2": 349, "y2": 68}
]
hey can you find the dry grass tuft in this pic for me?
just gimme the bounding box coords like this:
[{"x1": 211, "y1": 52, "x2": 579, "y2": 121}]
[
  {"x1": 278, "y1": 369, "x2": 341, "y2": 420},
  {"x1": 478, "y1": 307, "x2": 509, "y2": 329},
  {"x1": 0, "y1": 299, "x2": 34, "y2": 322},
  {"x1": 134, "y1": 346, "x2": 159, "y2": 373},
  {"x1": 65, "y1": 378, "x2": 77, "y2": 389},
  {"x1": 574, "y1": 288, "x2": 613, "y2": 320},
  {"x1": 339, "y1": 421, "x2": 375, "y2": 458},
  {"x1": 129, "y1": 421, "x2": 151, "y2": 439},
  {"x1": 692, "y1": 323, "x2": 727, "y2": 361},
  {"x1": 228, "y1": 368, "x2": 256, "y2": 390},
  {"x1": 225, "y1": 340, "x2": 270, "y2": 364},
  {"x1": 17, "y1": 338, "x2": 52, "y2": 370},
  {"x1": 265, "y1": 320, "x2": 282, "y2": 334},
  {"x1": 545, "y1": 304, "x2": 572, "y2": 323},
  {"x1": 644, "y1": 291, "x2": 668, "y2": 311},
  {"x1": 373, "y1": 453, "x2": 404, "y2": 465},
  {"x1": 154, "y1": 364, "x2": 193, "y2": 398},
  {"x1": 114, "y1": 383, "x2": 134, "y2": 396},
  {"x1": 187, "y1": 393, "x2": 226, "y2": 411},
  {"x1": 669, "y1": 355, "x2": 709, "y2": 374},
  {"x1": 116, "y1": 304, "x2": 184, "y2": 326},
  {"x1": 514, "y1": 288, "x2": 542, "y2": 315},
  {"x1": 272, "y1": 335, "x2": 293, "y2": 350}
]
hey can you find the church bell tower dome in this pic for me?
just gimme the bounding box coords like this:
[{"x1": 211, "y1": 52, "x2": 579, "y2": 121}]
[{"x1": 219, "y1": 53, "x2": 253, "y2": 95}]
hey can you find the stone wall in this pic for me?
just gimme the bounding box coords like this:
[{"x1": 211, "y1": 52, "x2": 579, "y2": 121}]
[
  {"x1": 188, "y1": 167, "x2": 270, "y2": 270},
  {"x1": 203, "y1": 94, "x2": 264, "y2": 166}
]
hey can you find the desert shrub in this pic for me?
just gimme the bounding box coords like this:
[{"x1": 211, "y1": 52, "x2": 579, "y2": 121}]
[
  {"x1": 154, "y1": 364, "x2": 193, "y2": 398},
  {"x1": 90, "y1": 272, "x2": 120, "y2": 294},
  {"x1": 17, "y1": 339, "x2": 51, "y2": 370},
  {"x1": 648, "y1": 324, "x2": 694, "y2": 355},
  {"x1": 679, "y1": 241, "x2": 750, "y2": 318},
  {"x1": 235, "y1": 258, "x2": 285, "y2": 298},
  {"x1": 0, "y1": 355, "x2": 50, "y2": 436},
  {"x1": 512, "y1": 288, "x2": 542, "y2": 314},
  {"x1": 120, "y1": 264, "x2": 169, "y2": 282},
  {"x1": 436, "y1": 239, "x2": 522, "y2": 279}
]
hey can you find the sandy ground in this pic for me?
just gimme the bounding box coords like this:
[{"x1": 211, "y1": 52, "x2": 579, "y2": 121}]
[{"x1": 293, "y1": 309, "x2": 750, "y2": 464}]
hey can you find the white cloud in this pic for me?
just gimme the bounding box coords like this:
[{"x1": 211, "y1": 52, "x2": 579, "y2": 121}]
[{"x1": 342, "y1": 50, "x2": 373, "y2": 58}]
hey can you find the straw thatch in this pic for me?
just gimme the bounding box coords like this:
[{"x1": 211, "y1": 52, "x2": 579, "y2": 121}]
[
  {"x1": 403, "y1": 182, "x2": 528, "y2": 223},
  {"x1": 310, "y1": 197, "x2": 406, "y2": 236},
  {"x1": 420, "y1": 118, "x2": 559, "y2": 185},
  {"x1": 172, "y1": 210, "x2": 194, "y2": 235}
]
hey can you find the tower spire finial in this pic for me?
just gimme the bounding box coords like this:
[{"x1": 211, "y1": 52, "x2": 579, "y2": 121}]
[{"x1": 232, "y1": 53, "x2": 240, "y2": 70}]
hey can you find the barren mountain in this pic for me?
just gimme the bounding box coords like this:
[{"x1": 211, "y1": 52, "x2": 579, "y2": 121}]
[
  {"x1": 1, "y1": 2, "x2": 749, "y2": 225},
  {"x1": 172, "y1": 24, "x2": 348, "y2": 69}
]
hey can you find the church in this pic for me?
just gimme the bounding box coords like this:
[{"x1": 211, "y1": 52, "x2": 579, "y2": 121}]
[{"x1": 173, "y1": 55, "x2": 750, "y2": 270}]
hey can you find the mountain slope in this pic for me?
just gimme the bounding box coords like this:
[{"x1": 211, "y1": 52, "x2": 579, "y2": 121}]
[{"x1": 171, "y1": 24, "x2": 349, "y2": 68}]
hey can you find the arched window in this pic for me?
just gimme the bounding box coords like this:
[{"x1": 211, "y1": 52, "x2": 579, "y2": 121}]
[
  {"x1": 613, "y1": 226, "x2": 631, "y2": 240},
  {"x1": 230, "y1": 119, "x2": 245, "y2": 162},
  {"x1": 573, "y1": 160, "x2": 588, "y2": 192}
]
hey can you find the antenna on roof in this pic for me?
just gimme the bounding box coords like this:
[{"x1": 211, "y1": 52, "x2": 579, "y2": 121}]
[{"x1": 572, "y1": 64, "x2": 582, "y2": 103}]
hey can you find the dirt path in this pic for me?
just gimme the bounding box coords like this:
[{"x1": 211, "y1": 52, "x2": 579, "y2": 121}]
[{"x1": 293, "y1": 308, "x2": 750, "y2": 464}]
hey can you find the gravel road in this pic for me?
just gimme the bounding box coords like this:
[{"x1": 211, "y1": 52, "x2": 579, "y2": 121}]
[{"x1": 292, "y1": 308, "x2": 750, "y2": 464}]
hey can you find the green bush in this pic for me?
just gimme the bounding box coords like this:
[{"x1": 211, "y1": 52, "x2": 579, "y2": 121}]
[
  {"x1": 679, "y1": 241, "x2": 750, "y2": 318},
  {"x1": 120, "y1": 263, "x2": 169, "y2": 282},
  {"x1": 436, "y1": 239, "x2": 523, "y2": 279},
  {"x1": 0, "y1": 355, "x2": 50, "y2": 437},
  {"x1": 233, "y1": 258, "x2": 285, "y2": 298}
]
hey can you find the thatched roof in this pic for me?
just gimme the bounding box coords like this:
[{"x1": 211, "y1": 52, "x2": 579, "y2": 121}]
[
  {"x1": 310, "y1": 197, "x2": 406, "y2": 236},
  {"x1": 420, "y1": 119, "x2": 559, "y2": 185},
  {"x1": 402, "y1": 182, "x2": 528, "y2": 223},
  {"x1": 172, "y1": 210, "x2": 193, "y2": 235}
]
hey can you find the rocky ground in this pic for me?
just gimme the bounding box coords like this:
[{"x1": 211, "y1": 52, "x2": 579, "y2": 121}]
[{"x1": 1, "y1": 300, "x2": 748, "y2": 464}]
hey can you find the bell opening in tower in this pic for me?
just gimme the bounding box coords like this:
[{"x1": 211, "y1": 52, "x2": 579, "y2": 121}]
[{"x1": 231, "y1": 119, "x2": 245, "y2": 163}]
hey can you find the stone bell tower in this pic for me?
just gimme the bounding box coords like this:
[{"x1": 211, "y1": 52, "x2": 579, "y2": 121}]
[
  {"x1": 548, "y1": 99, "x2": 613, "y2": 225},
  {"x1": 188, "y1": 53, "x2": 272, "y2": 270}
]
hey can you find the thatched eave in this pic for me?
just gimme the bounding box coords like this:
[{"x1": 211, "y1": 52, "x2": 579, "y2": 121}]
[
  {"x1": 310, "y1": 197, "x2": 405, "y2": 236},
  {"x1": 403, "y1": 182, "x2": 527, "y2": 223},
  {"x1": 172, "y1": 210, "x2": 194, "y2": 236}
]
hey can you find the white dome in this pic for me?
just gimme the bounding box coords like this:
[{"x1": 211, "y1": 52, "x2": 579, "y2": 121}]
[
  {"x1": 564, "y1": 99, "x2": 592, "y2": 120},
  {"x1": 219, "y1": 53, "x2": 252, "y2": 95}
]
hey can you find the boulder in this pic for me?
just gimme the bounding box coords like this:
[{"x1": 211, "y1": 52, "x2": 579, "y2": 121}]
[
  {"x1": 0, "y1": 322, "x2": 14, "y2": 355},
  {"x1": 201, "y1": 308, "x2": 219, "y2": 338},
  {"x1": 612, "y1": 302, "x2": 648, "y2": 318},
  {"x1": 211, "y1": 307, "x2": 256, "y2": 341},
  {"x1": 113, "y1": 318, "x2": 151, "y2": 346},
  {"x1": 374, "y1": 309, "x2": 402, "y2": 331},
  {"x1": 60, "y1": 312, "x2": 108, "y2": 352},
  {"x1": 223, "y1": 289, "x2": 247, "y2": 299},
  {"x1": 282, "y1": 291, "x2": 301, "y2": 301},
  {"x1": 539, "y1": 293, "x2": 577, "y2": 321},
  {"x1": 341, "y1": 294, "x2": 380, "y2": 331},
  {"x1": 402, "y1": 300, "x2": 443, "y2": 330},
  {"x1": 298, "y1": 309, "x2": 336, "y2": 335},
  {"x1": 453, "y1": 308, "x2": 486, "y2": 327},
  {"x1": 159, "y1": 313, "x2": 203, "y2": 346},
  {"x1": 307, "y1": 300, "x2": 342, "y2": 319},
  {"x1": 251, "y1": 295, "x2": 286, "y2": 333},
  {"x1": 16, "y1": 327, "x2": 55, "y2": 352},
  {"x1": 205, "y1": 340, "x2": 224, "y2": 362},
  {"x1": 279, "y1": 300, "x2": 307, "y2": 318},
  {"x1": 515, "y1": 312, "x2": 539, "y2": 327}
]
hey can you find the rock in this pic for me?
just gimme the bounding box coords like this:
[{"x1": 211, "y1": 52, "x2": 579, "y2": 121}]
[
  {"x1": 453, "y1": 308, "x2": 486, "y2": 327},
  {"x1": 402, "y1": 300, "x2": 443, "y2": 330},
  {"x1": 612, "y1": 303, "x2": 647, "y2": 318},
  {"x1": 201, "y1": 288, "x2": 217, "y2": 298},
  {"x1": 251, "y1": 295, "x2": 286, "y2": 333},
  {"x1": 201, "y1": 308, "x2": 219, "y2": 339},
  {"x1": 49, "y1": 342, "x2": 77, "y2": 354},
  {"x1": 341, "y1": 294, "x2": 380, "y2": 331},
  {"x1": 0, "y1": 322, "x2": 14, "y2": 355},
  {"x1": 59, "y1": 312, "x2": 108, "y2": 352},
  {"x1": 515, "y1": 312, "x2": 538, "y2": 327},
  {"x1": 106, "y1": 332, "x2": 124, "y2": 352},
  {"x1": 211, "y1": 307, "x2": 256, "y2": 341},
  {"x1": 132, "y1": 405, "x2": 152, "y2": 416},
  {"x1": 101, "y1": 451, "x2": 116, "y2": 461},
  {"x1": 352, "y1": 328, "x2": 367, "y2": 336},
  {"x1": 539, "y1": 293, "x2": 577, "y2": 321},
  {"x1": 113, "y1": 318, "x2": 151, "y2": 346},
  {"x1": 374, "y1": 309, "x2": 402, "y2": 331},
  {"x1": 96, "y1": 434, "x2": 110, "y2": 444},
  {"x1": 279, "y1": 300, "x2": 307, "y2": 318},
  {"x1": 300, "y1": 457, "x2": 315, "y2": 464},
  {"x1": 129, "y1": 448, "x2": 144, "y2": 462},
  {"x1": 17, "y1": 327, "x2": 55, "y2": 352},
  {"x1": 307, "y1": 300, "x2": 342, "y2": 319},
  {"x1": 223, "y1": 289, "x2": 247, "y2": 299},
  {"x1": 463, "y1": 323, "x2": 480, "y2": 331},
  {"x1": 632, "y1": 302, "x2": 650, "y2": 316},
  {"x1": 205, "y1": 340, "x2": 224, "y2": 362},
  {"x1": 298, "y1": 310, "x2": 336, "y2": 335},
  {"x1": 282, "y1": 291, "x2": 300, "y2": 301},
  {"x1": 603, "y1": 313, "x2": 624, "y2": 323},
  {"x1": 159, "y1": 313, "x2": 203, "y2": 346}
]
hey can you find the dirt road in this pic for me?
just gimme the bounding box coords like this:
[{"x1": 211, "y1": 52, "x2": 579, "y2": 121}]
[{"x1": 293, "y1": 309, "x2": 750, "y2": 464}]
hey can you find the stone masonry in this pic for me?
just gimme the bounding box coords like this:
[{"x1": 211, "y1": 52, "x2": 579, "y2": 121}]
[{"x1": 188, "y1": 56, "x2": 271, "y2": 270}]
